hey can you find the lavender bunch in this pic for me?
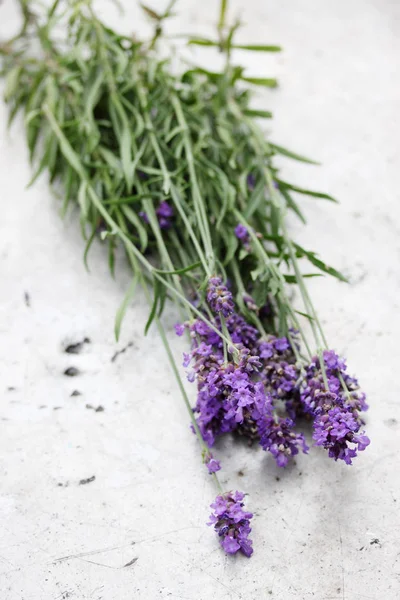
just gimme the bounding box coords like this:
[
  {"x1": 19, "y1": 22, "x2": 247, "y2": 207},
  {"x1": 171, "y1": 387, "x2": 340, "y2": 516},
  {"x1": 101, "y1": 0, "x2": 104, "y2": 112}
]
[{"x1": 0, "y1": 0, "x2": 370, "y2": 558}]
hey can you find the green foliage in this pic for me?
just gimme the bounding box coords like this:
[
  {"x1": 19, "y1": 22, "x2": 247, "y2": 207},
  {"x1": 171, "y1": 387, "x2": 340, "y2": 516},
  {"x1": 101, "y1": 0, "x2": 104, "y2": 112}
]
[{"x1": 0, "y1": 0, "x2": 345, "y2": 341}]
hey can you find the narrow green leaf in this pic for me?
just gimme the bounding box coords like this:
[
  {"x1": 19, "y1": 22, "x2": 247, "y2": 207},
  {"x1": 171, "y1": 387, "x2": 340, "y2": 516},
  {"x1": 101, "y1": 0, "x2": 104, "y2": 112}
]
[
  {"x1": 140, "y1": 3, "x2": 161, "y2": 20},
  {"x1": 121, "y1": 127, "x2": 133, "y2": 189},
  {"x1": 154, "y1": 261, "x2": 201, "y2": 276},
  {"x1": 78, "y1": 180, "x2": 89, "y2": 218},
  {"x1": 121, "y1": 205, "x2": 148, "y2": 251},
  {"x1": 295, "y1": 310, "x2": 315, "y2": 321},
  {"x1": 233, "y1": 44, "x2": 282, "y2": 52},
  {"x1": 270, "y1": 142, "x2": 320, "y2": 165},
  {"x1": 108, "y1": 236, "x2": 116, "y2": 277},
  {"x1": 43, "y1": 104, "x2": 86, "y2": 180},
  {"x1": 277, "y1": 179, "x2": 338, "y2": 202},
  {"x1": 241, "y1": 76, "x2": 278, "y2": 88},
  {"x1": 243, "y1": 109, "x2": 273, "y2": 119},
  {"x1": 284, "y1": 274, "x2": 322, "y2": 284},
  {"x1": 145, "y1": 279, "x2": 160, "y2": 335},
  {"x1": 83, "y1": 228, "x2": 97, "y2": 272},
  {"x1": 115, "y1": 275, "x2": 139, "y2": 341},
  {"x1": 280, "y1": 189, "x2": 306, "y2": 224},
  {"x1": 188, "y1": 37, "x2": 219, "y2": 47},
  {"x1": 294, "y1": 243, "x2": 348, "y2": 282},
  {"x1": 4, "y1": 66, "x2": 22, "y2": 102}
]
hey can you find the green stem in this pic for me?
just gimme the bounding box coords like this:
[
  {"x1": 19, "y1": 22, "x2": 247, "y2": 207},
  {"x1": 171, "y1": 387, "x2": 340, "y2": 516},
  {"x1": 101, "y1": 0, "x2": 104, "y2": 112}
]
[
  {"x1": 230, "y1": 258, "x2": 268, "y2": 337},
  {"x1": 171, "y1": 94, "x2": 215, "y2": 272},
  {"x1": 138, "y1": 265, "x2": 223, "y2": 493},
  {"x1": 233, "y1": 208, "x2": 313, "y2": 358}
]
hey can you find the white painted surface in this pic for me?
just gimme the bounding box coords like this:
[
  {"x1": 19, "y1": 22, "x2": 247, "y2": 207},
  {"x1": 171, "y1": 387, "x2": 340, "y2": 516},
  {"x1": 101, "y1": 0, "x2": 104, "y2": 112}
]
[{"x1": 0, "y1": 1, "x2": 399, "y2": 598}]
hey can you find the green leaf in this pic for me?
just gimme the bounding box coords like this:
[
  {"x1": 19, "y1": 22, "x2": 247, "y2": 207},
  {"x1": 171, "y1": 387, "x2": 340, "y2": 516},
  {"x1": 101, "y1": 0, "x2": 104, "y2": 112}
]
[
  {"x1": 188, "y1": 38, "x2": 220, "y2": 47},
  {"x1": 78, "y1": 180, "x2": 89, "y2": 218},
  {"x1": 115, "y1": 274, "x2": 139, "y2": 341},
  {"x1": 43, "y1": 104, "x2": 87, "y2": 180},
  {"x1": 270, "y1": 143, "x2": 320, "y2": 165},
  {"x1": 284, "y1": 274, "x2": 322, "y2": 284},
  {"x1": 140, "y1": 3, "x2": 161, "y2": 19},
  {"x1": 145, "y1": 278, "x2": 160, "y2": 335},
  {"x1": 233, "y1": 44, "x2": 282, "y2": 52},
  {"x1": 294, "y1": 243, "x2": 348, "y2": 282},
  {"x1": 243, "y1": 109, "x2": 273, "y2": 119},
  {"x1": 121, "y1": 127, "x2": 133, "y2": 189},
  {"x1": 108, "y1": 236, "x2": 116, "y2": 277},
  {"x1": 121, "y1": 205, "x2": 148, "y2": 251},
  {"x1": 4, "y1": 66, "x2": 22, "y2": 102},
  {"x1": 277, "y1": 179, "x2": 338, "y2": 202},
  {"x1": 280, "y1": 189, "x2": 306, "y2": 224},
  {"x1": 295, "y1": 310, "x2": 315, "y2": 322},
  {"x1": 241, "y1": 76, "x2": 278, "y2": 88},
  {"x1": 154, "y1": 261, "x2": 201, "y2": 276},
  {"x1": 244, "y1": 179, "x2": 266, "y2": 219},
  {"x1": 83, "y1": 228, "x2": 97, "y2": 272}
]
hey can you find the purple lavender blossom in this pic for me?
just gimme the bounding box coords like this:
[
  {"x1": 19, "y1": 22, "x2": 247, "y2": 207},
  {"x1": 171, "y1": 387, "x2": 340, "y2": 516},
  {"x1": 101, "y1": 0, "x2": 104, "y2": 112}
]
[
  {"x1": 174, "y1": 323, "x2": 185, "y2": 337},
  {"x1": 259, "y1": 412, "x2": 309, "y2": 467},
  {"x1": 235, "y1": 223, "x2": 249, "y2": 241},
  {"x1": 207, "y1": 276, "x2": 234, "y2": 317},
  {"x1": 156, "y1": 201, "x2": 174, "y2": 229},
  {"x1": 257, "y1": 335, "x2": 300, "y2": 416},
  {"x1": 208, "y1": 491, "x2": 253, "y2": 557},
  {"x1": 205, "y1": 453, "x2": 221, "y2": 474},
  {"x1": 299, "y1": 351, "x2": 370, "y2": 464}
]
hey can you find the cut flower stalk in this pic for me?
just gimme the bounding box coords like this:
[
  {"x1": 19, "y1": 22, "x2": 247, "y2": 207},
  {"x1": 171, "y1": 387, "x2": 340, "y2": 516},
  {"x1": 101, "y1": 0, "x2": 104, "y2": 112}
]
[{"x1": 0, "y1": 0, "x2": 370, "y2": 557}]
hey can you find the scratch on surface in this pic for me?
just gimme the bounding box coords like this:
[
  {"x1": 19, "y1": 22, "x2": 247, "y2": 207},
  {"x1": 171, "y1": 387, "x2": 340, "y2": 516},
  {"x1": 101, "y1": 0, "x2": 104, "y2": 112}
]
[
  {"x1": 337, "y1": 517, "x2": 345, "y2": 600},
  {"x1": 52, "y1": 542, "x2": 134, "y2": 563},
  {"x1": 268, "y1": 493, "x2": 305, "y2": 596},
  {"x1": 169, "y1": 546, "x2": 242, "y2": 599}
]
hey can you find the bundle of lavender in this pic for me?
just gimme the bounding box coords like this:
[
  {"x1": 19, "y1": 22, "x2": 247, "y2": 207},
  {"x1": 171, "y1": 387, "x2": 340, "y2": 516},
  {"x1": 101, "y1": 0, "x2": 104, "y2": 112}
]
[{"x1": 1, "y1": 0, "x2": 370, "y2": 558}]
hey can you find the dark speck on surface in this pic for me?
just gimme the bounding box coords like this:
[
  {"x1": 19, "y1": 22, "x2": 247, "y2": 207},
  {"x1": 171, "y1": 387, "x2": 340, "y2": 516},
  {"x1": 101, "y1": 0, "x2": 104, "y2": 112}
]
[
  {"x1": 123, "y1": 557, "x2": 138, "y2": 567},
  {"x1": 238, "y1": 470, "x2": 244, "y2": 477},
  {"x1": 65, "y1": 338, "x2": 91, "y2": 354},
  {"x1": 79, "y1": 475, "x2": 96, "y2": 485},
  {"x1": 71, "y1": 390, "x2": 82, "y2": 397},
  {"x1": 7, "y1": 386, "x2": 16, "y2": 391},
  {"x1": 370, "y1": 538, "x2": 381, "y2": 546},
  {"x1": 64, "y1": 367, "x2": 80, "y2": 377},
  {"x1": 24, "y1": 291, "x2": 30, "y2": 307},
  {"x1": 86, "y1": 404, "x2": 105, "y2": 412}
]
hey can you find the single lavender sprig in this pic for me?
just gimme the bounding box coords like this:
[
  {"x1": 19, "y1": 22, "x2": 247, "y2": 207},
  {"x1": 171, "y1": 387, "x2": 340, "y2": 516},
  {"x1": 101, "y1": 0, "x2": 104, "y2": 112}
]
[
  {"x1": 208, "y1": 491, "x2": 253, "y2": 557},
  {"x1": 299, "y1": 350, "x2": 370, "y2": 464}
]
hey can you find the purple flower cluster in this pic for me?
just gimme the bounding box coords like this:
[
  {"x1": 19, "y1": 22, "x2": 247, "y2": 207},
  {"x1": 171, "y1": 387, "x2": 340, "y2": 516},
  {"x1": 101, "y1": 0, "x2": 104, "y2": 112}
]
[
  {"x1": 178, "y1": 314, "x2": 308, "y2": 467},
  {"x1": 257, "y1": 335, "x2": 299, "y2": 405},
  {"x1": 207, "y1": 276, "x2": 234, "y2": 317},
  {"x1": 208, "y1": 491, "x2": 253, "y2": 557},
  {"x1": 189, "y1": 347, "x2": 267, "y2": 447},
  {"x1": 300, "y1": 350, "x2": 370, "y2": 464}
]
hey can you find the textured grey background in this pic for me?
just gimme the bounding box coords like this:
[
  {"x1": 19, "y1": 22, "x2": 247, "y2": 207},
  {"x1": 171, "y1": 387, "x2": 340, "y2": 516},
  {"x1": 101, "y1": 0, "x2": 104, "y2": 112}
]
[{"x1": 0, "y1": 0, "x2": 399, "y2": 598}]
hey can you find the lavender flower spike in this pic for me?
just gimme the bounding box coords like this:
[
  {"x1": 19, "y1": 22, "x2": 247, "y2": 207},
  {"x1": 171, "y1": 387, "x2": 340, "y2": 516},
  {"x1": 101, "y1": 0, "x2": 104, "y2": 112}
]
[
  {"x1": 299, "y1": 350, "x2": 370, "y2": 464},
  {"x1": 208, "y1": 491, "x2": 253, "y2": 557},
  {"x1": 207, "y1": 276, "x2": 234, "y2": 317}
]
